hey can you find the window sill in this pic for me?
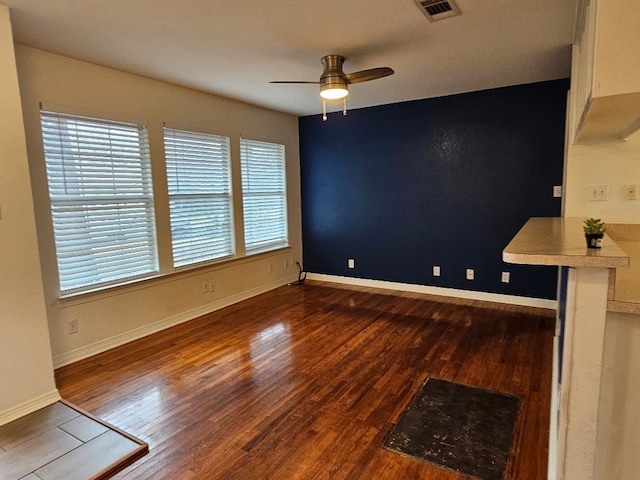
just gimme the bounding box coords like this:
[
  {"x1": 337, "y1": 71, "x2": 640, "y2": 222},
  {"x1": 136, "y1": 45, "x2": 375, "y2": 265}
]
[{"x1": 57, "y1": 245, "x2": 293, "y2": 305}]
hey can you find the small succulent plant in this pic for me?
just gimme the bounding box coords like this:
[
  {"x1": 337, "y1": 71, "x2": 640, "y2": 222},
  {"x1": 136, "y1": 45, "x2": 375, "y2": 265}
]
[{"x1": 583, "y1": 217, "x2": 606, "y2": 235}]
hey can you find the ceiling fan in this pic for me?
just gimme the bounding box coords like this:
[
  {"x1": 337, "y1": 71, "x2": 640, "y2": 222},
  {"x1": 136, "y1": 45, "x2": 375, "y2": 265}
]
[{"x1": 270, "y1": 55, "x2": 394, "y2": 120}]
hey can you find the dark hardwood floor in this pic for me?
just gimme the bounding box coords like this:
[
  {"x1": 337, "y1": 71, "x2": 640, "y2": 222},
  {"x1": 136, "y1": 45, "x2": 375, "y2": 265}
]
[{"x1": 55, "y1": 281, "x2": 555, "y2": 479}]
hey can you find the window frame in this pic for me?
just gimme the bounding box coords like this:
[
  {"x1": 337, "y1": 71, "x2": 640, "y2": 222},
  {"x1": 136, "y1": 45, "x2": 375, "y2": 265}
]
[
  {"x1": 239, "y1": 137, "x2": 289, "y2": 255},
  {"x1": 40, "y1": 109, "x2": 158, "y2": 295}
]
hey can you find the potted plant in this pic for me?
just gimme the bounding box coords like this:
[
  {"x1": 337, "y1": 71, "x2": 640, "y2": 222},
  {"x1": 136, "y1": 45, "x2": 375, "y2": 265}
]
[{"x1": 583, "y1": 217, "x2": 606, "y2": 248}]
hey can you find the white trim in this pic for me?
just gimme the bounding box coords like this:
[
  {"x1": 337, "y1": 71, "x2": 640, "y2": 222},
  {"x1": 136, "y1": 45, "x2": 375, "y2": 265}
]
[
  {"x1": 549, "y1": 332, "x2": 560, "y2": 480},
  {"x1": 307, "y1": 273, "x2": 557, "y2": 309},
  {"x1": 0, "y1": 389, "x2": 61, "y2": 427},
  {"x1": 53, "y1": 276, "x2": 298, "y2": 368},
  {"x1": 40, "y1": 102, "x2": 148, "y2": 127}
]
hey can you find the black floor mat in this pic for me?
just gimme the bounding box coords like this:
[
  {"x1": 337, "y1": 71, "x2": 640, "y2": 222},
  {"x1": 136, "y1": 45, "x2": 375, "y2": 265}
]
[{"x1": 384, "y1": 377, "x2": 519, "y2": 480}]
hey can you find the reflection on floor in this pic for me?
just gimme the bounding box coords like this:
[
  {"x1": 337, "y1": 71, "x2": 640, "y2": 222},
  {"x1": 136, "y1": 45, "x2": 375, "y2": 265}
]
[{"x1": 0, "y1": 401, "x2": 147, "y2": 480}]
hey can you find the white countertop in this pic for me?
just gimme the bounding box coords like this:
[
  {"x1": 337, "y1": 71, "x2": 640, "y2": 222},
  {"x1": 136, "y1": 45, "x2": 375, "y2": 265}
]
[{"x1": 503, "y1": 217, "x2": 630, "y2": 269}]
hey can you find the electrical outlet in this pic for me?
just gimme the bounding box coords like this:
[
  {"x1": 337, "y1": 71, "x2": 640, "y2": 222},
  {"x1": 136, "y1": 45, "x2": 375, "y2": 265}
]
[
  {"x1": 624, "y1": 184, "x2": 638, "y2": 200},
  {"x1": 67, "y1": 318, "x2": 79, "y2": 335},
  {"x1": 501, "y1": 271, "x2": 510, "y2": 283},
  {"x1": 433, "y1": 265, "x2": 441, "y2": 277},
  {"x1": 466, "y1": 269, "x2": 474, "y2": 280},
  {"x1": 202, "y1": 280, "x2": 216, "y2": 293},
  {"x1": 348, "y1": 259, "x2": 355, "y2": 269},
  {"x1": 268, "y1": 263, "x2": 274, "y2": 273},
  {"x1": 553, "y1": 186, "x2": 562, "y2": 198},
  {"x1": 284, "y1": 258, "x2": 289, "y2": 269}
]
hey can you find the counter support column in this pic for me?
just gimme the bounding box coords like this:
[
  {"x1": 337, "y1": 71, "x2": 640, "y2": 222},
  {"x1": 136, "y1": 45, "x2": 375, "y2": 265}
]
[{"x1": 559, "y1": 267, "x2": 609, "y2": 480}]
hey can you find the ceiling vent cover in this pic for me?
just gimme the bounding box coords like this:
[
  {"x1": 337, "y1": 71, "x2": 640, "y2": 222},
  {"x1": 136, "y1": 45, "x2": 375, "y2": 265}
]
[{"x1": 414, "y1": 0, "x2": 462, "y2": 22}]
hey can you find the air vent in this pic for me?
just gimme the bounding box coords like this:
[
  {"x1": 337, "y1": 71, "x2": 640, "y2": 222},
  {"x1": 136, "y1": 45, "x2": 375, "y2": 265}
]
[{"x1": 414, "y1": 0, "x2": 462, "y2": 22}]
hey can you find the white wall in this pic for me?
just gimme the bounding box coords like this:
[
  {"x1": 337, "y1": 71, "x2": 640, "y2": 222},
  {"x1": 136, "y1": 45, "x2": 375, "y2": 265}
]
[
  {"x1": 0, "y1": 5, "x2": 59, "y2": 425},
  {"x1": 15, "y1": 46, "x2": 302, "y2": 367},
  {"x1": 595, "y1": 311, "x2": 640, "y2": 480},
  {"x1": 564, "y1": 132, "x2": 640, "y2": 223}
]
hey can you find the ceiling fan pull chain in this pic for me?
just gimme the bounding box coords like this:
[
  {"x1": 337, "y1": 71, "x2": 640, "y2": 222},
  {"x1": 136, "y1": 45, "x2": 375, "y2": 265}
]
[
  {"x1": 322, "y1": 99, "x2": 327, "y2": 121},
  {"x1": 343, "y1": 97, "x2": 347, "y2": 116}
]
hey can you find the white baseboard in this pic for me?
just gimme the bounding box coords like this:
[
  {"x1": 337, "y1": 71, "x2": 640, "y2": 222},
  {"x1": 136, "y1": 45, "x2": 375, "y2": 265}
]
[
  {"x1": 53, "y1": 276, "x2": 298, "y2": 368},
  {"x1": 52, "y1": 273, "x2": 554, "y2": 369},
  {"x1": 307, "y1": 273, "x2": 557, "y2": 309},
  {"x1": 0, "y1": 389, "x2": 61, "y2": 427}
]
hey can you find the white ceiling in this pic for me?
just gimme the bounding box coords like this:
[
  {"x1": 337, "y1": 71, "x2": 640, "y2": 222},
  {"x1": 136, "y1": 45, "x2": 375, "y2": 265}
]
[{"x1": 4, "y1": 0, "x2": 578, "y2": 117}]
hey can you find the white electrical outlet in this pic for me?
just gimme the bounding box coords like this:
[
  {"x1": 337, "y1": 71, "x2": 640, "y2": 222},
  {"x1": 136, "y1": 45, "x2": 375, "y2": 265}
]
[
  {"x1": 348, "y1": 259, "x2": 355, "y2": 269},
  {"x1": 466, "y1": 269, "x2": 474, "y2": 280},
  {"x1": 624, "y1": 184, "x2": 638, "y2": 200},
  {"x1": 501, "y1": 271, "x2": 510, "y2": 283},
  {"x1": 67, "y1": 318, "x2": 79, "y2": 335},
  {"x1": 553, "y1": 186, "x2": 562, "y2": 198},
  {"x1": 433, "y1": 265, "x2": 441, "y2": 277}
]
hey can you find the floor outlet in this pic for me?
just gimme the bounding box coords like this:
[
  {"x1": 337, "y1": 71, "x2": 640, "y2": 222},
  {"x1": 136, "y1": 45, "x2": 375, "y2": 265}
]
[{"x1": 466, "y1": 269, "x2": 474, "y2": 281}]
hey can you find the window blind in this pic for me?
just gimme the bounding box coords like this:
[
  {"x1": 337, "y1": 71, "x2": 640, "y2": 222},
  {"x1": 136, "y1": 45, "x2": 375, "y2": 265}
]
[
  {"x1": 240, "y1": 138, "x2": 288, "y2": 254},
  {"x1": 40, "y1": 110, "x2": 157, "y2": 294},
  {"x1": 164, "y1": 128, "x2": 233, "y2": 267}
]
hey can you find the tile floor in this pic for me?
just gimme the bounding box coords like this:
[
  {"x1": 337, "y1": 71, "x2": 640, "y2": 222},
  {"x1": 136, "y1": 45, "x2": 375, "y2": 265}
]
[{"x1": 0, "y1": 402, "x2": 147, "y2": 480}]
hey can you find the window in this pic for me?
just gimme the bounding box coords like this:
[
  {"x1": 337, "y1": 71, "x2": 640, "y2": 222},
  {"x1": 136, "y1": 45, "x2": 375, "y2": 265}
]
[
  {"x1": 240, "y1": 138, "x2": 288, "y2": 254},
  {"x1": 164, "y1": 128, "x2": 233, "y2": 267},
  {"x1": 40, "y1": 110, "x2": 157, "y2": 294}
]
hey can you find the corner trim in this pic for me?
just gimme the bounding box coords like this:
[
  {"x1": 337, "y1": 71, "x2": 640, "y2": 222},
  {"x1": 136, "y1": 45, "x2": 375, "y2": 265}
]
[
  {"x1": 0, "y1": 389, "x2": 61, "y2": 427},
  {"x1": 307, "y1": 273, "x2": 557, "y2": 309}
]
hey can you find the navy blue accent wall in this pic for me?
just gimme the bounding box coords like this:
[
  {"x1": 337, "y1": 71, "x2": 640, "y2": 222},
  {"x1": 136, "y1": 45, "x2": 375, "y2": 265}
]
[{"x1": 299, "y1": 79, "x2": 569, "y2": 300}]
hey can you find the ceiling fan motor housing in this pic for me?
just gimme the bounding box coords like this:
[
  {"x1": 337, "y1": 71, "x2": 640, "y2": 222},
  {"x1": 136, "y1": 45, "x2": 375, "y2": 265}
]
[{"x1": 320, "y1": 55, "x2": 349, "y2": 97}]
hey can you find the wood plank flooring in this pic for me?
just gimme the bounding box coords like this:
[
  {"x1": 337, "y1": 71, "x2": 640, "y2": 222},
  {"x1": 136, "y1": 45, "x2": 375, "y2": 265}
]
[{"x1": 55, "y1": 281, "x2": 555, "y2": 479}]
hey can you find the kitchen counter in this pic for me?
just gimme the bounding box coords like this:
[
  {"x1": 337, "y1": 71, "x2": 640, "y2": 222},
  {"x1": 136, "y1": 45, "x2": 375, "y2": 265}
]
[
  {"x1": 604, "y1": 223, "x2": 640, "y2": 313},
  {"x1": 503, "y1": 217, "x2": 632, "y2": 480},
  {"x1": 503, "y1": 217, "x2": 630, "y2": 269}
]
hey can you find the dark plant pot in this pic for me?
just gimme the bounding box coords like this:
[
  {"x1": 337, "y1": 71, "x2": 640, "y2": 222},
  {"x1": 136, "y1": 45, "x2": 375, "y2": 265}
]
[{"x1": 585, "y1": 233, "x2": 604, "y2": 249}]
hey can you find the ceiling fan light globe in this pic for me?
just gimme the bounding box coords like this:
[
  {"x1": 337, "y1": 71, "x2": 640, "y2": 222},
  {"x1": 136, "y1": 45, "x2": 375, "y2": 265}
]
[{"x1": 320, "y1": 86, "x2": 349, "y2": 100}]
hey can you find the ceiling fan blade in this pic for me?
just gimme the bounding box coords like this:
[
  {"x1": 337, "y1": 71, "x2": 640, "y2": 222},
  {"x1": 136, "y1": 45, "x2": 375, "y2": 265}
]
[
  {"x1": 344, "y1": 67, "x2": 394, "y2": 84},
  {"x1": 269, "y1": 81, "x2": 320, "y2": 84}
]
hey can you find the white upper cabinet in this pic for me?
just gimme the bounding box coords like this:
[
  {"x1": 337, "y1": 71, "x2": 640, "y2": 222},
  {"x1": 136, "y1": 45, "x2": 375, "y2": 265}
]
[{"x1": 571, "y1": 0, "x2": 640, "y2": 143}]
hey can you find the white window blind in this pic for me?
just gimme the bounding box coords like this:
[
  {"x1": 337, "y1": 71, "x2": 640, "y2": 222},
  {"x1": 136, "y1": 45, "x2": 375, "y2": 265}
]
[
  {"x1": 240, "y1": 138, "x2": 288, "y2": 254},
  {"x1": 40, "y1": 110, "x2": 157, "y2": 294},
  {"x1": 164, "y1": 128, "x2": 234, "y2": 267}
]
